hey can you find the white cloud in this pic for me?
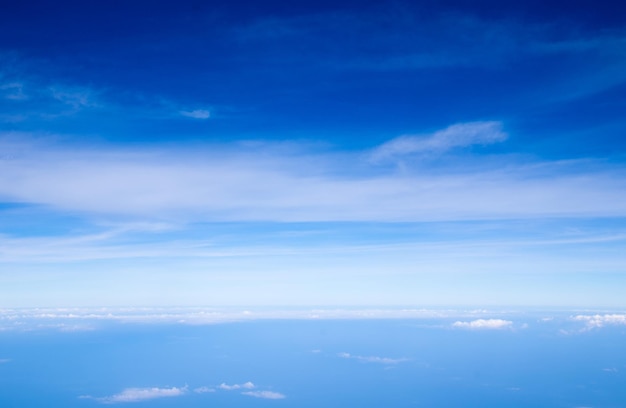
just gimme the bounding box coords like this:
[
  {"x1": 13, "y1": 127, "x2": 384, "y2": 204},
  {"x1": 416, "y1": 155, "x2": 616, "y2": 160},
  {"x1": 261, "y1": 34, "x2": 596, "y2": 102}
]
[
  {"x1": 242, "y1": 391, "x2": 286, "y2": 399},
  {"x1": 218, "y1": 382, "x2": 255, "y2": 390},
  {"x1": 452, "y1": 319, "x2": 513, "y2": 330},
  {"x1": 338, "y1": 352, "x2": 408, "y2": 364},
  {"x1": 1, "y1": 132, "x2": 625, "y2": 223},
  {"x1": 371, "y1": 121, "x2": 506, "y2": 161},
  {"x1": 180, "y1": 109, "x2": 210, "y2": 119},
  {"x1": 91, "y1": 386, "x2": 187, "y2": 404},
  {"x1": 572, "y1": 314, "x2": 626, "y2": 329}
]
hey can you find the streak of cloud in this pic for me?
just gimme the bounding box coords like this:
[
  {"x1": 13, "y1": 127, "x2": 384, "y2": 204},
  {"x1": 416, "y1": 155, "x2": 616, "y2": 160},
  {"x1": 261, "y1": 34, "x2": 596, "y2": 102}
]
[
  {"x1": 83, "y1": 386, "x2": 187, "y2": 404},
  {"x1": 371, "y1": 121, "x2": 506, "y2": 160}
]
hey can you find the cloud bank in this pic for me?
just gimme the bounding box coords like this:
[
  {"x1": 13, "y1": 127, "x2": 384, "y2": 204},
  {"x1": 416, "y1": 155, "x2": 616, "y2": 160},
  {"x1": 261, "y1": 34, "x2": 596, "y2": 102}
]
[{"x1": 572, "y1": 314, "x2": 626, "y2": 329}]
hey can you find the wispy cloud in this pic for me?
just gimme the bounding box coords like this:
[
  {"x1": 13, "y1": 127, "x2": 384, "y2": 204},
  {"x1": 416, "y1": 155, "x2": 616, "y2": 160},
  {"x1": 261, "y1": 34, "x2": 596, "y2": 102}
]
[
  {"x1": 0, "y1": 76, "x2": 100, "y2": 122},
  {"x1": 0, "y1": 82, "x2": 27, "y2": 100},
  {"x1": 371, "y1": 121, "x2": 507, "y2": 161},
  {"x1": 337, "y1": 352, "x2": 408, "y2": 364},
  {"x1": 242, "y1": 390, "x2": 286, "y2": 399},
  {"x1": 194, "y1": 386, "x2": 215, "y2": 393},
  {"x1": 452, "y1": 319, "x2": 513, "y2": 330},
  {"x1": 85, "y1": 386, "x2": 187, "y2": 404},
  {"x1": 232, "y1": 10, "x2": 626, "y2": 73},
  {"x1": 49, "y1": 86, "x2": 99, "y2": 111},
  {"x1": 180, "y1": 109, "x2": 211, "y2": 119}
]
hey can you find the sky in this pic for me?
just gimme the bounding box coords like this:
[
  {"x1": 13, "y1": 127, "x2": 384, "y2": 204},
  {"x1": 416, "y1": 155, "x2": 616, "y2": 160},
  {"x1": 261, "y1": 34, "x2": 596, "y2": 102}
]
[{"x1": 1, "y1": 0, "x2": 626, "y2": 308}]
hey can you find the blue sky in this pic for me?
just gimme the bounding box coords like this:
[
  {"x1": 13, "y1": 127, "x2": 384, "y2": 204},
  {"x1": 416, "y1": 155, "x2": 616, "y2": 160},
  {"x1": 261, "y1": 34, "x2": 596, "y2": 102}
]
[
  {"x1": 1, "y1": 0, "x2": 626, "y2": 307},
  {"x1": 2, "y1": 311, "x2": 626, "y2": 407}
]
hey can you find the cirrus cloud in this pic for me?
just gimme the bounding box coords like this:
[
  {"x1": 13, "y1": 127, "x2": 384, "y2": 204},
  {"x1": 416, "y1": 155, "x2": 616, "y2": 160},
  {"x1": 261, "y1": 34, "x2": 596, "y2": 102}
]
[{"x1": 371, "y1": 121, "x2": 507, "y2": 161}]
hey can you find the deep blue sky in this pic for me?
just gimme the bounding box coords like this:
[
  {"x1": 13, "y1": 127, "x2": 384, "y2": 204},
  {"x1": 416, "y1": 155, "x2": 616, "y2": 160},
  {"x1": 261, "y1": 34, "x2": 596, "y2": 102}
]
[
  {"x1": 1, "y1": 0, "x2": 626, "y2": 307},
  {"x1": 2, "y1": 0, "x2": 625, "y2": 152}
]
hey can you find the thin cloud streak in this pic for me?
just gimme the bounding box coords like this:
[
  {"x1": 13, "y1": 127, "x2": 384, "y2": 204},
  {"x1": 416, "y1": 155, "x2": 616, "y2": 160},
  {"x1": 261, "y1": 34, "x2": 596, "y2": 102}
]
[
  {"x1": 84, "y1": 386, "x2": 187, "y2": 404},
  {"x1": 2, "y1": 223, "x2": 625, "y2": 264},
  {"x1": 180, "y1": 109, "x2": 210, "y2": 119},
  {"x1": 338, "y1": 352, "x2": 408, "y2": 364},
  {"x1": 371, "y1": 121, "x2": 507, "y2": 160}
]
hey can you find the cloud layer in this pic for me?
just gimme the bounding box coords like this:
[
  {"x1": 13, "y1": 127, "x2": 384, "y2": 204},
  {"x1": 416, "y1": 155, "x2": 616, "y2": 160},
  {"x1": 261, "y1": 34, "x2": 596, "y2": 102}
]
[{"x1": 1, "y1": 127, "x2": 625, "y2": 223}]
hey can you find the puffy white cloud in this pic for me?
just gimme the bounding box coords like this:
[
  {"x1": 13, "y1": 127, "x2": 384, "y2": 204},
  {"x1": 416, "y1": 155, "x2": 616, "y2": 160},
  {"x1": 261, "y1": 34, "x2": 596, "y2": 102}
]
[
  {"x1": 572, "y1": 314, "x2": 626, "y2": 329},
  {"x1": 452, "y1": 319, "x2": 513, "y2": 330},
  {"x1": 218, "y1": 382, "x2": 255, "y2": 390},
  {"x1": 337, "y1": 352, "x2": 408, "y2": 364},
  {"x1": 91, "y1": 386, "x2": 187, "y2": 404},
  {"x1": 242, "y1": 391, "x2": 286, "y2": 399}
]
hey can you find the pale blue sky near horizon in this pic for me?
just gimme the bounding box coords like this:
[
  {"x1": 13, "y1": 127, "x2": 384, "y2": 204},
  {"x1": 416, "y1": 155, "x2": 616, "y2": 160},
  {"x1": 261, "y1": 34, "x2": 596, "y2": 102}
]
[{"x1": 1, "y1": 0, "x2": 626, "y2": 308}]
